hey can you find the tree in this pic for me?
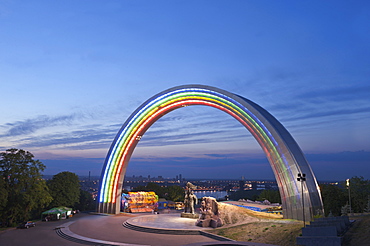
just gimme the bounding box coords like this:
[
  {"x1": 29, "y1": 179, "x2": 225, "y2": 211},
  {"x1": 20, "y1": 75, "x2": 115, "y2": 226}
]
[
  {"x1": 228, "y1": 189, "x2": 262, "y2": 201},
  {"x1": 0, "y1": 149, "x2": 52, "y2": 226},
  {"x1": 47, "y1": 171, "x2": 80, "y2": 208},
  {"x1": 319, "y1": 177, "x2": 370, "y2": 216},
  {"x1": 145, "y1": 182, "x2": 166, "y2": 197},
  {"x1": 365, "y1": 195, "x2": 370, "y2": 213},
  {"x1": 75, "y1": 190, "x2": 96, "y2": 211},
  {"x1": 166, "y1": 185, "x2": 184, "y2": 202},
  {"x1": 132, "y1": 183, "x2": 165, "y2": 197},
  {"x1": 346, "y1": 176, "x2": 370, "y2": 213},
  {"x1": 257, "y1": 189, "x2": 281, "y2": 204},
  {"x1": 0, "y1": 177, "x2": 7, "y2": 210},
  {"x1": 320, "y1": 184, "x2": 347, "y2": 216}
]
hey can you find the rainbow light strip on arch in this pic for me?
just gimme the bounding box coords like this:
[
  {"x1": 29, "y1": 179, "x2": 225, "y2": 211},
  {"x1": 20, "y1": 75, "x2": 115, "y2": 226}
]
[{"x1": 99, "y1": 86, "x2": 299, "y2": 205}]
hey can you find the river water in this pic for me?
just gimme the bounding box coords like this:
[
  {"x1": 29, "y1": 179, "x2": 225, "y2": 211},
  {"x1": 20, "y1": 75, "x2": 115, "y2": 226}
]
[{"x1": 193, "y1": 190, "x2": 228, "y2": 200}]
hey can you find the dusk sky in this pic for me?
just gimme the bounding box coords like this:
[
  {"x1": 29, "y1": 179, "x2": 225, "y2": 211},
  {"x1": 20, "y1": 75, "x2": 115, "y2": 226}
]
[{"x1": 1, "y1": 1, "x2": 369, "y2": 181}]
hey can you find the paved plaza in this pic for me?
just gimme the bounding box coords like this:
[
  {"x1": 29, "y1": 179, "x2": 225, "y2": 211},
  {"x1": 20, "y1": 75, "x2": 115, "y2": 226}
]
[{"x1": 0, "y1": 212, "x2": 277, "y2": 246}]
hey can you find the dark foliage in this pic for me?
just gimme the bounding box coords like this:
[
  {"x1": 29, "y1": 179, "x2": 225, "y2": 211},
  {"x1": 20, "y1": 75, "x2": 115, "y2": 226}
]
[
  {"x1": 228, "y1": 189, "x2": 263, "y2": 201},
  {"x1": 75, "y1": 189, "x2": 96, "y2": 211},
  {"x1": 320, "y1": 176, "x2": 370, "y2": 216},
  {"x1": 257, "y1": 189, "x2": 281, "y2": 204},
  {"x1": 47, "y1": 171, "x2": 80, "y2": 208},
  {"x1": 0, "y1": 149, "x2": 52, "y2": 226}
]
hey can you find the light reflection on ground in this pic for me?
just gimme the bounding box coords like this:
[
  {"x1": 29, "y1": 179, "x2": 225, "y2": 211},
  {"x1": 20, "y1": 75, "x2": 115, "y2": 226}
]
[{"x1": 128, "y1": 214, "x2": 206, "y2": 230}]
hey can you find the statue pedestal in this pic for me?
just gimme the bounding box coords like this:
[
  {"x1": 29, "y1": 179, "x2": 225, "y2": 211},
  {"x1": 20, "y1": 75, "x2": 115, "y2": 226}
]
[{"x1": 181, "y1": 212, "x2": 199, "y2": 219}]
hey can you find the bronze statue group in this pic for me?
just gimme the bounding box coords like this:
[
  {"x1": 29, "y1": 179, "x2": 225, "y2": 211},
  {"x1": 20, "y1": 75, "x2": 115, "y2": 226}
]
[{"x1": 183, "y1": 182, "x2": 223, "y2": 228}]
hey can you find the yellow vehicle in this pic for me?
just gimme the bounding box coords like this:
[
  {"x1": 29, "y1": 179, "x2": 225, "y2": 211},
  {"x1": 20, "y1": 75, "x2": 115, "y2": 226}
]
[{"x1": 175, "y1": 202, "x2": 185, "y2": 210}]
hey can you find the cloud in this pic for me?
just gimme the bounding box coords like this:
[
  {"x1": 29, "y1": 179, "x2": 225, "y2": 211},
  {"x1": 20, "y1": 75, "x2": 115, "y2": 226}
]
[
  {"x1": 1, "y1": 114, "x2": 80, "y2": 137},
  {"x1": 128, "y1": 151, "x2": 370, "y2": 180},
  {"x1": 306, "y1": 150, "x2": 370, "y2": 163},
  {"x1": 212, "y1": 82, "x2": 369, "y2": 138},
  {"x1": 281, "y1": 106, "x2": 370, "y2": 123},
  {"x1": 39, "y1": 150, "x2": 370, "y2": 180},
  {"x1": 10, "y1": 108, "x2": 249, "y2": 150},
  {"x1": 305, "y1": 151, "x2": 370, "y2": 181},
  {"x1": 111, "y1": 106, "x2": 251, "y2": 148},
  {"x1": 139, "y1": 129, "x2": 239, "y2": 147},
  {"x1": 41, "y1": 157, "x2": 105, "y2": 176},
  {"x1": 2, "y1": 83, "x2": 368, "y2": 165},
  {"x1": 19, "y1": 126, "x2": 117, "y2": 149},
  {"x1": 127, "y1": 153, "x2": 274, "y2": 179},
  {"x1": 265, "y1": 84, "x2": 370, "y2": 125},
  {"x1": 296, "y1": 85, "x2": 370, "y2": 102},
  {"x1": 0, "y1": 111, "x2": 122, "y2": 150}
]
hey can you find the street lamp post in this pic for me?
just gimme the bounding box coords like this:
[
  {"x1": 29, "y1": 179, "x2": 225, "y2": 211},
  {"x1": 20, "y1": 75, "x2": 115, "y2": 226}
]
[
  {"x1": 346, "y1": 179, "x2": 351, "y2": 214},
  {"x1": 297, "y1": 173, "x2": 306, "y2": 227}
]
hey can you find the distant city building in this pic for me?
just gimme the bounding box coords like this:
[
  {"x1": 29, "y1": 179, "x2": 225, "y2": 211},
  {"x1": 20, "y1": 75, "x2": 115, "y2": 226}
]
[
  {"x1": 239, "y1": 180, "x2": 245, "y2": 191},
  {"x1": 61, "y1": 175, "x2": 337, "y2": 206}
]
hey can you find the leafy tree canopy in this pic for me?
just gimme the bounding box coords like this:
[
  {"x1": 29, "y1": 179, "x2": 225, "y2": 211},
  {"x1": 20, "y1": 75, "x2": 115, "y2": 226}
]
[
  {"x1": 257, "y1": 189, "x2": 281, "y2": 204},
  {"x1": 0, "y1": 149, "x2": 52, "y2": 226},
  {"x1": 320, "y1": 184, "x2": 347, "y2": 216},
  {"x1": 344, "y1": 176, "x2": 370, "y2": 213},
  {"x1": 47, "y1": 171, "x2": 80, "y2": 208},
  {"x1": 228, "y1": 189, "x2": 262, "y2": 201},
  {"x1": 166, "y1": 185, "x2": 184, "y2": 202},
  {"x1": 75, "y1": 189, "x2": 96, "y2": 211},
  {"x1": 320, "y1": 176, "x2": 370, "y2": 216},
  {"x1": 0, "y1": 176, "x2": 7, "y2": 210}
]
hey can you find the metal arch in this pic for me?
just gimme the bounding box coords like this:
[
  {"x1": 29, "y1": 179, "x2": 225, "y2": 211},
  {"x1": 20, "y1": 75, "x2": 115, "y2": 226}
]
[{"x1": 97, "y1": 84, "x2": 324, "y2": 220}]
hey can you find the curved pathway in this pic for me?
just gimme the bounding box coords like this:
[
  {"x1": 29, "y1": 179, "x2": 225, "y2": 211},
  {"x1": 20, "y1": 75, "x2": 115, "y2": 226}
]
[
  {"x1": 66, "y1": 213, "x2": 220, "y2": 246},
  {"x1": 1, "y1": 212, "x2": 278, "y2": 246}
]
